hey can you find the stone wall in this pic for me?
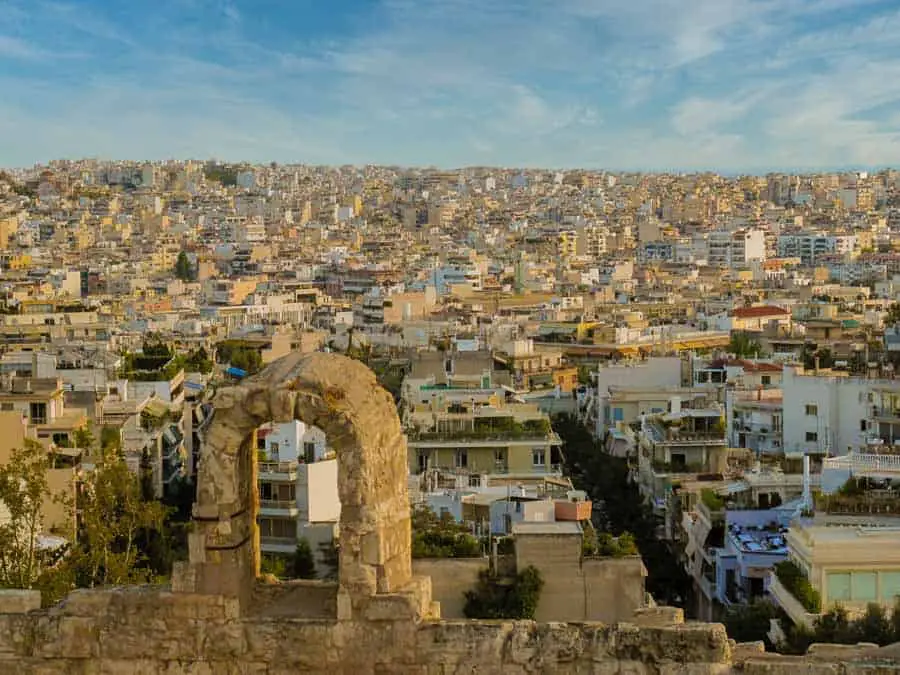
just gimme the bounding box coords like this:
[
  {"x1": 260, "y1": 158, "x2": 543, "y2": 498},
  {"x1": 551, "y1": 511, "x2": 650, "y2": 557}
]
[
  {"x1": 3, "y1": 588, "x2": 899, "y2": 674},
  {"x1": 414, "y1": 554, "x2": 646, "y2": 623},
  {"x1": 413, "y1": 558, "x2": 486, "y2": 618},
  {"x1": 515, "y1": 529, "x2": 647, "y2": 623}
]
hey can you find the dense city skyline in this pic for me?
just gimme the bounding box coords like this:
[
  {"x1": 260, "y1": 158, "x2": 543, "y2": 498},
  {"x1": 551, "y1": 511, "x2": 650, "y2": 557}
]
[{"x1": 3, "y1": 0, "x2": 900, "y2": 170}]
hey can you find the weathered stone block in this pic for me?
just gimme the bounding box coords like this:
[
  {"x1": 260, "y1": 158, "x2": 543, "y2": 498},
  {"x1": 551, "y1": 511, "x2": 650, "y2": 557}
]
[{"x1": 0, "y1": 589, "x2": 42, "y2": 614}]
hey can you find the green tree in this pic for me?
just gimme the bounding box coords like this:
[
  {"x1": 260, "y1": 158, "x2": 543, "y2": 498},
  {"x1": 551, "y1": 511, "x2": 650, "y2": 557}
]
[
  {"x1": 463, "y1": 566, "x2": 544, "y2": 620},
  {"x1": 723, "y1": 600, "x2": 782, "y2": 645},
  {"x1": 66, "y1": 459, "x2": 169, "y2": 589},
  {"x1": 174, "y1": 251, "x2": 194, "y2": 282},
  {"x1": 728, "y1": 331, "x2": 763, "y2": 358},
  {"x1": 0, "y1": 440, "x2": 56, "y2": 589},
  {"x1": 292, "y1": 538, "x2": 317, "y2": 579},
  {"x1": 411, "y1": 505, "x2": 481, "y2": 558},
  {"x1": 72, "y1": 423, "x2": 95, "y2": 453}
]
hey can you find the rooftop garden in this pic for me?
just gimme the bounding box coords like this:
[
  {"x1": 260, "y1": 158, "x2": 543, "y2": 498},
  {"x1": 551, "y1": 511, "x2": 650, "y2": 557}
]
[{"x1": 410, "y1": 417, "x2": 553, "y2": 441}]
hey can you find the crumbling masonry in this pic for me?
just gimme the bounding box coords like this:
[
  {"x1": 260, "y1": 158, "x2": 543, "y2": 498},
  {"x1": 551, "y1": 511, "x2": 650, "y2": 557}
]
[{"x1": 2, "y1": 352, "x2": 900, "y2": 673}]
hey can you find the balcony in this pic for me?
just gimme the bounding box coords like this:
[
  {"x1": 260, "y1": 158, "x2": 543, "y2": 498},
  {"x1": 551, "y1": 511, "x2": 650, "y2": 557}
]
[
  {"x1": 259, "y1": 535, "x2": 298, "y2": 554},
  {"x1": 258, "y1": 461, "x2": 298, "y2": 482},
  {"x1": 766, "y1": 573, "x2": 818, "y2": 630},
  {"x1": 814, "y1": 491, "x2": 900, "y2": 515},
  {"x1": 259, "y1": 499, "x2": 299, "y2": 517},
  {"x1": 872, "y1": 407, "x2": 900, "y2": 422}
]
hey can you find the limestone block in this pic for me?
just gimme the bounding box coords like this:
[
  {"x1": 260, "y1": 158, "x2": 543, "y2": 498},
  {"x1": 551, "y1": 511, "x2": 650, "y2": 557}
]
[{"x1": 0, "y1": 589, "x2": 41, "y2": 614}]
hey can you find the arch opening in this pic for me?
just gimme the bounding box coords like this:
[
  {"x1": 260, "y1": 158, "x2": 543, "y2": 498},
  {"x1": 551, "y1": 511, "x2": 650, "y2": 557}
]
[{"x1": 175, "y1": 352, "x2": 416, "y2": 617}]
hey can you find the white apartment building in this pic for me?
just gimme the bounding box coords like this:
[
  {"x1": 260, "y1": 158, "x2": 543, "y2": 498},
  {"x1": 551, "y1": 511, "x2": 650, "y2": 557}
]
[
  {"x1": 781, "y1": 367, "x2": 871, "y2": 457},
  {"x1": 706, "y1": 229, "x2": 766, "y2": 268},
  {"x1": 257, "y1": 420, "x2": 340, "y2": 574}
]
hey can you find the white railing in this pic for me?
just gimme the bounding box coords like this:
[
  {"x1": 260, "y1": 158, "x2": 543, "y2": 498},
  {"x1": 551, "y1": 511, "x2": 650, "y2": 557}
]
[{"x1": 823, "y1": 452, "x2": 900, "y2": 476}]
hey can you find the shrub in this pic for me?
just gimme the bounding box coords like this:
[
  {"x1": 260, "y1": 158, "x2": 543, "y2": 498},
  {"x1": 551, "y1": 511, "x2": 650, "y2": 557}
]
[
  {"x1": 774, "y1": 560, "x2": 821, "y2": 613},
  {"x1": 463, "y1": 566, "x2": 544, "y2": 620}
]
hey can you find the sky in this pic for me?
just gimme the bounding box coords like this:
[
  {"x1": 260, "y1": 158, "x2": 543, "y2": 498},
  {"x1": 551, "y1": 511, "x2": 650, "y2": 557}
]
[{"x1": 2, "y1": 0, "x2": 900, "y2": 171}]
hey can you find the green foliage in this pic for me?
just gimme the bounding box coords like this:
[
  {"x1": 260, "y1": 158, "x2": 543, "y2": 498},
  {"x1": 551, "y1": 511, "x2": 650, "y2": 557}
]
[
  {"x1": 292, "y1": 538, "x2": 317, "y2": 579},
  {"x1": 72, "y1": 424, "x2": 95, "y2": 452},
  {"x1": 701, "y1": 488, "x2": 726, "y2": 511},
  {"x1": 723, "y1": 599, "x2": 783, "y2": 645},
  {"x1": 260, "y1": 554, "x2": 288, "y2": 578},
  {"x1": 583, "y1": 525, "x2": 639, "y2": 557},
  {"x1": 728, "y1": 332, "x2": 763, "y2": 358},
  {"x1": 204, "y1": 165, "x2": 239, "y2": 186},
  {"x1": 552, "y1": 413, "x2": 693, "y2": 607},
  {"x1": 411, "y1": 505, "x2": 482, "y2": 558},
  {"x1": 184, "y1": 347, "x2": 214, "y2": 374},
  {"x1": 463, "y1": 566, "x2": 544, "y2": 620},
  {"x1": 216, "y1": 341, "x2": 263, "y2": 375},
  {"x1": 774, "y1": 560, "x2": 821, "y2": 613},
  {"x1": 0, "y1": 440, "x2": 55, "y2": 590},
  {"x1": 174, "y1": 251, "x2": 195, "y2": 282}
]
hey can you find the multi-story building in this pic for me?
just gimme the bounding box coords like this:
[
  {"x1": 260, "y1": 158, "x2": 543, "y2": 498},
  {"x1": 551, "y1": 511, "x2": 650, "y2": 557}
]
[
  {"x1": 256, "y1": 420, "x2": 339, "y2": 574},
  {"x1": 706, "y1": 229, "x2": 766, "y2": 268},
  {"x1": 403, "y1": 351, "x2": 562, "y2": 478}
]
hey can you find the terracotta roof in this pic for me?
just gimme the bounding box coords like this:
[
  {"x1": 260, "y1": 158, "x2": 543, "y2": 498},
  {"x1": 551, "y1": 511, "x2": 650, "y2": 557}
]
[{"x1": 732, "y1": 306, "x2": 790, "y2": 319}]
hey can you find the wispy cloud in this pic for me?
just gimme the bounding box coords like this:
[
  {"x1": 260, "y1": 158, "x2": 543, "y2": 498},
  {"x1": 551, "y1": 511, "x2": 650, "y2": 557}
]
[{"x1": 1, "y1": 0, "x2": 899, "y2": 169}]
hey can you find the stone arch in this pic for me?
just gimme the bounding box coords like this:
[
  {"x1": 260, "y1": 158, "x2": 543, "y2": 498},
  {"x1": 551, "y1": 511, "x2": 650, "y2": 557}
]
[{"x1": 177, "y1": 352, "x2": 414, "y2": 615}]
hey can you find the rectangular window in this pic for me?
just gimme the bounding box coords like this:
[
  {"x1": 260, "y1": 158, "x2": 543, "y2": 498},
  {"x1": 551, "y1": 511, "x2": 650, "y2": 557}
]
[
  {"x1": 827, "y1": 572, "x2": 852, "y2": 602},
  {"x1": 303, "y1": 441, "x2": 316, "y2": 463},
  {"x1": 0, "y1": 402, "x2": 13, "y2": 411},
  {"x1": 880, "y1": 572, "x2": 900, "y2": 603},
  {"x1": 860, "y1": 419, "x2": 868, "y2": 432},
  {"x1": 805, "y1": 404, "x2": 818, "y2": 416},
  {"x1": 761, "y1": 375, "x2": 771, "y2": 386},
  {"x1": 806, "y1": 432, "x2": 818, "y2": 442},
  {"x1": 417, "y1": 451, "x2": 428, "y2": 472},
  {"x1": 532, "y1": 448, "x2": 546, "y2": 467},
  {"x1": 853, "y1": 572, "x2": 878, "y2": 602},
  {"x1": 455, "y1": 449, "x2": 468, "y2": 468},
  {"x1": 613, "y1": 407, "x2": 624, "y2": 422}
]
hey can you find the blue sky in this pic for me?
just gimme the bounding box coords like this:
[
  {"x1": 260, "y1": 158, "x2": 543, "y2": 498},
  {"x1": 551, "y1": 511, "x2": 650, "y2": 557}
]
[{"x1": 2, "y1": 0, "x2": 900, "y2": 171}]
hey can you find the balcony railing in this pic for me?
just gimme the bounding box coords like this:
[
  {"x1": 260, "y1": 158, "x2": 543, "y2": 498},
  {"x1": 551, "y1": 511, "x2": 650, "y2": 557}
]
[
  {"x1": 258, "y1": 461, "x2": 298, "y2": 474},
  {"x1": 259, "y1": 499, "x2": 298, "y2": 512}
]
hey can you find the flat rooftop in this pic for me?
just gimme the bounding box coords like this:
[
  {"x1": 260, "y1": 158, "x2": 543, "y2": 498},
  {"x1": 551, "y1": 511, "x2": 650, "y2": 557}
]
[{"x1": 511, "y1": 521, "x2": 581, "y2": 536}]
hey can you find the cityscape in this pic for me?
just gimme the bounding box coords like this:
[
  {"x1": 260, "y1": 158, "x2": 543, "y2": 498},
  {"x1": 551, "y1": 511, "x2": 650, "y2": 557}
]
[{"x1": 4, "y1": 0, "x2": 900, "y2": 672}]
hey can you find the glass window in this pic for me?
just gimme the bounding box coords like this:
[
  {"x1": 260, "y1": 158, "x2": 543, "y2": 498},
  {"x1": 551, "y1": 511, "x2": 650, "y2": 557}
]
[
  {"x1": 613, "y1": 407, "x2": 624, "y2": 422},
  {"x1": 532, "y1": 448, "x2": 546, "y2": 466},
  {"x1": 805, "y1": 404, "x2": 818, "y2": 416},
  {"x1": 827, "y1": 572, "x2": 852, "y2": 602},
  {"x1": 853, "y1": 572, "x2": 878, "y2": 602},
  {"x1": 881, "y1": 572, "x2": 900, "y2": 603},
  {"x1": 806, "y1": 432, "x2": 818, "y2": 442}
]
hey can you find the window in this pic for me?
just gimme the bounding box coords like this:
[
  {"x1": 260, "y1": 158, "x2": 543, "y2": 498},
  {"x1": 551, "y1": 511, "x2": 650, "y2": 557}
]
[
  {"x1": 455, "y1": 449, "x2": 468, "y2": 468},
  {"x1": 417, "y1": 451, "x2": 428, "y2": 472},
  {"x1": 304, "y1": 441, "x2": 316, "y2": 463},
  {"x1": 269, "y1": 442, "x2": 279, "y2": 460},
  {"x1": 827, "y1": 572, "x2": 851, "y2": 602},
  {"x1": 612, "y1": 407, "x2": 624, "y2": 422},
  {"x1": 532, "y1": 448, "x2": 546, "y2": 467},
  {"x1": 860, "y1": 420, "x2": 868, "y2": 432},
  {"x1": 29, "y1": 402, "x2": 47, "y2": 425},
  {"x1": 0, "y1": 403, "x2": 13, "y2": 411},
  {"x1": 806, "y1": 432, "x2": 818, "y2": 442},
  {"x1": 494, "y1": 449, "x2": 506, "y2": 467},
  {"x1": 761, "y1": 375, "x2": 771, "y2": 386},
  {"x1": 853, "y1": 572, "x2": 878, "y2": 602},
  {"x1": 805, "y1": 404, "x2": 818, "y2": 416},
  {"x1": 880, "y1": 572, "x2": 900, "y2": 603}
]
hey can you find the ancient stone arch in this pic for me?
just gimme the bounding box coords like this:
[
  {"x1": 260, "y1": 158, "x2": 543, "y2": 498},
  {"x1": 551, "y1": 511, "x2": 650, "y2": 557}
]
[{"x1": 174, "y1": 351, "x2": 418, "y2": 617}]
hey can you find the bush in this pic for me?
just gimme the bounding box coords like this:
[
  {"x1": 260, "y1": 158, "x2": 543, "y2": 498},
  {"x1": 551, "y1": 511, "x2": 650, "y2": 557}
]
[
  {"x1": 701, "y1": 488, "x2": 726, "y2": 511},
  {"x1": 292, "y1": 538, "x2": 317, "y2": 579},
  {"x1": 463, "y1": 566, "x2": 544, "y2": 620},
  {"x1": 774, "y1": 560, "x2": 821, "y2": 613},
  {"x1": 410, "y1": 505, "x2": 482, "y2": 558}
]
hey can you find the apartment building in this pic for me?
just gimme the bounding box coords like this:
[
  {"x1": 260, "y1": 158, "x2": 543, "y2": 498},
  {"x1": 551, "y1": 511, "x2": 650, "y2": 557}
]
[
  {"x1": 706, "y1": 229, "x2": 766, "y2": 268},
  {"x1": 403, "y1": 351, "x2": 562, "y2": 478},
  {"x1": 256, "y1": 420, "x2": 339, "y2": 574}
]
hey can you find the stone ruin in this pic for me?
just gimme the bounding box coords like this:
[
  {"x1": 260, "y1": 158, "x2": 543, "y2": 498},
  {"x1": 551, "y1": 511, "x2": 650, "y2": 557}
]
[{"x1": 1, "y1": 351, "x2": 900, "y2": 673}]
